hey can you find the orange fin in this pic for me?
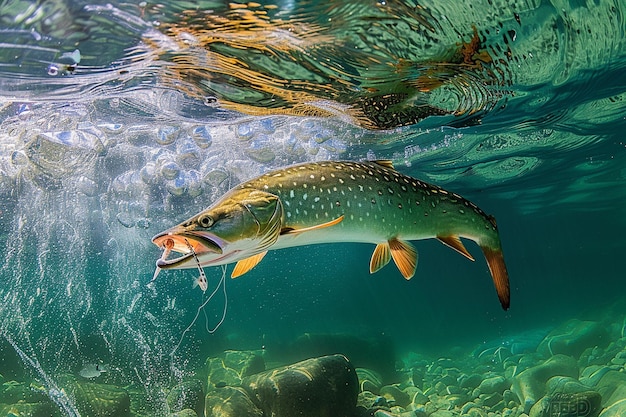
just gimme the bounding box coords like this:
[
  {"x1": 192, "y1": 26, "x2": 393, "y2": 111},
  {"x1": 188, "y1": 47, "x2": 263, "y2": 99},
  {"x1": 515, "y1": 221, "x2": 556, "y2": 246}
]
[
  {"x1": 437, "y1": 235, "x2": 475, "y2": 261},
  {"x1": 480, "y1": 246, "x2": 510, "y2": 310},
  {"x1": 232, "y1": 251, "x2": 268, "y2": 278},
  {"x1": 371, "y1": 160, "x2": 395, "y2": 170},
  {"x1": 370, "y1": 242, "x2": 391, "y2": 274},
  {"x1": 389, "y1": 238, "x2": 418, "y2": 280},
  {"x1": 280, "y1": 215, "x2": 344, "y2": 235}
]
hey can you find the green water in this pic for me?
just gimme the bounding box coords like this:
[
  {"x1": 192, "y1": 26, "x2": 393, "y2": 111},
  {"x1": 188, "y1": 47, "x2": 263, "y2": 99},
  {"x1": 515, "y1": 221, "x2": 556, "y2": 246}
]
[{"x1": 0, "y1": 0, "x2": 625, "y2": 416}]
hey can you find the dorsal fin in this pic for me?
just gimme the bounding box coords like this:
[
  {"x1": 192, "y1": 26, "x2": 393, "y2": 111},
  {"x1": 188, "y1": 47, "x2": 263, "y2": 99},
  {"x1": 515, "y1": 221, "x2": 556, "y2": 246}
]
[{"x1": 371, "y1": 160, "x2": 395, "y2": 170}]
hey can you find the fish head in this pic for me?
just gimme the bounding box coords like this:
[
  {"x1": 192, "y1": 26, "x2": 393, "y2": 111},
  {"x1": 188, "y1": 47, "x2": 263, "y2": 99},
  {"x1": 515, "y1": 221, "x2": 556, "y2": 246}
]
[{"x1": 152, "y1": 189, "x2": 283, "y2": 270}]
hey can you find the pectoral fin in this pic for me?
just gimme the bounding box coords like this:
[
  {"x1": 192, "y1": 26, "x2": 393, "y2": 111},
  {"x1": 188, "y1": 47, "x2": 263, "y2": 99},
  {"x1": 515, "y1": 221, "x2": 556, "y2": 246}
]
[
  {"x1": 437, "y1": 235, "x2": 475, "y2": 261},
  {"x1": 389, "y1": 238, "x2": 418, "y2": 280},
  {"x1": 232, "y1": 251, "x2": 268, "y2": 278},
  {"x1": 370, "y1": 242, "x2": 391, "y2": 274},
  {"x1": 280, "y1": 215, "x2": 344, "y2": 235}
]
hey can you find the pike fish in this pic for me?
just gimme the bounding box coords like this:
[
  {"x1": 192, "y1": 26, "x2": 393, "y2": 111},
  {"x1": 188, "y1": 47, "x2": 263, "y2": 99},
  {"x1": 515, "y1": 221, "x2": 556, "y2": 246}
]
[{"x1": 152, "y1": 160, "x2": 510, "y2": 309}]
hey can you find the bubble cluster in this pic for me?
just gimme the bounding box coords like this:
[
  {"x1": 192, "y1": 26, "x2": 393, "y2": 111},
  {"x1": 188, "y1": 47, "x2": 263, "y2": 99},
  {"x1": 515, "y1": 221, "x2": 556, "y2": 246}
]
[{"x1": 0, "y1": 101, "x2": 357, "y2": 232}]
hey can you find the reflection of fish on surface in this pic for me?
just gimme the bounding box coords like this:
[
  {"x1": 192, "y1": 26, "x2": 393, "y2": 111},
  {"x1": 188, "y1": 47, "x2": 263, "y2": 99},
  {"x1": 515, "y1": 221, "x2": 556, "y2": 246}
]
[
  {"x1": 148, "y1": 2, "x2": 509, "y2": 129},
  {"x1": 153, "y1": 160, "x2": 510, "y2": 310}
]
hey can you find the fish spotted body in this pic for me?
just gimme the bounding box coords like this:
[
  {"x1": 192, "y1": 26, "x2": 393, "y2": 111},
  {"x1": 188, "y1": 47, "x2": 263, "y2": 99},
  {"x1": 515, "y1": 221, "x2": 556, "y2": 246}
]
[{"x1": 152, "y1": 160, "x2": 510, "y2": 309}]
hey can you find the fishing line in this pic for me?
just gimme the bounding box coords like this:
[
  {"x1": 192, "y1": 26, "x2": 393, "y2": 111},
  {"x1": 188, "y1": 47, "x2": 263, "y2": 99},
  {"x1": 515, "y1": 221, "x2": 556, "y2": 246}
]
[
  {"x1": 170, "y1": 265, "x2": 229, "y2": 357},
  {"x1": 185, "y1": 239, "x2": 207, "y2": 291},
  {"x1": 205, "y1": 265, "x2": 228, "y2": 334}
]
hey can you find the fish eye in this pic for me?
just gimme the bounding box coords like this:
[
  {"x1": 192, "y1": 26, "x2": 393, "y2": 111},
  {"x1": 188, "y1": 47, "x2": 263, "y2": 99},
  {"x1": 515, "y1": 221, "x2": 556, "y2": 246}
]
[{"x1": 197, "y1": 214, "x2": 214, "y2": 228}]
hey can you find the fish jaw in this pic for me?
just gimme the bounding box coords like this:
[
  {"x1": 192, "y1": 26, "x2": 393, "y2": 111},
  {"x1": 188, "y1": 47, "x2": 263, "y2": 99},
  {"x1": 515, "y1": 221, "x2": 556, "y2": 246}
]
[{"x1": 152, "y1": 227, "x2": 225, "y2": 269}]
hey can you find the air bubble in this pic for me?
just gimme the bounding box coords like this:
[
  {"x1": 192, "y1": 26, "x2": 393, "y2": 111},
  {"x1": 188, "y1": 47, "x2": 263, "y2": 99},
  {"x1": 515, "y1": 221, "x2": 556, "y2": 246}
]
[
  {"x1": 116, "y1": 212, "x2": 135, "y2": 228},
  {"x1": 156, "y1": 126, "x2": 179, "y2": 146},
  {"x1": 160, "y1": 161, "x2": 180, "y2": 180},
  {"x1": 236, "y1": 123, "x2": 254, "y2": 140},
  {"x1": 11, "y1": 151, "x2": 28, "y2": 166},
  {"x1": 191, "y1": 126, "x2": 212, "y2": 149},
  {"x1": 203, "y1": 168, "x2": 229, "y2": 186},
  {"x1": 135, "y1": 218, "x2": 151, "y2": 229}
]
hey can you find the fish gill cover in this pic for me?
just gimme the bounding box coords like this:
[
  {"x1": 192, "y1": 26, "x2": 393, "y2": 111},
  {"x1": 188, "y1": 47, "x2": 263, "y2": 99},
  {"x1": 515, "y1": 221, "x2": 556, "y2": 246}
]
[{"x1": 0, "y1": 0, "x2": 625, "y2": 416}]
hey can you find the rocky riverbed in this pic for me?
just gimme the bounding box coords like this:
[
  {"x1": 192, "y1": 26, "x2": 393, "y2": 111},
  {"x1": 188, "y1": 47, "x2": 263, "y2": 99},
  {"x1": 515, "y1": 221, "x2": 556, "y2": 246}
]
[{"x1": 1, "y1": 312, "x2": 625, "y2": 417}]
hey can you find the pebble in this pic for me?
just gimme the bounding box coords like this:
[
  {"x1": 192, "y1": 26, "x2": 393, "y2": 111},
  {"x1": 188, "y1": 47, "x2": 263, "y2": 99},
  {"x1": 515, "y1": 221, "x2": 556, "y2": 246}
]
[
  {"x1": 477, "y1": 375, "x2": 510, "y2": 395},
  {"x1": 460, "y1": 373, "x2": 483, "y2": 390}
]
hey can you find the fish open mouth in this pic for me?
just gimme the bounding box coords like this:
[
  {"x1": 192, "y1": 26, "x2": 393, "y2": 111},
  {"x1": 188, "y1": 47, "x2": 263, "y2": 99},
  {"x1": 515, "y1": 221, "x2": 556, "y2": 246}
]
[{"x1": 152, "y1": 231, "x2": 223, "y2": 269}]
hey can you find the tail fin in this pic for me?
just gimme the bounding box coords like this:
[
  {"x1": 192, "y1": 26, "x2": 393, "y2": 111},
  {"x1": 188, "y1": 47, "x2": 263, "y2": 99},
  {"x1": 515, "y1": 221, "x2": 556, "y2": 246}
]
[{"x1": 480, "y1": 246, "x2": 510, "y2": 310}]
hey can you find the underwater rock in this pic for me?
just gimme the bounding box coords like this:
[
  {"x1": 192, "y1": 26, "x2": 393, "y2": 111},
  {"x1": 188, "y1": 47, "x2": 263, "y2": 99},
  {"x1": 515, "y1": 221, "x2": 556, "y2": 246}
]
[
  {"x1": 242, "y1": 354, "x2": 358, "y2": 417},
  {"x1": 511, "y1": 354, "x2": 578, "y2": 414},
  {"x1": 356, "y1": 368, "x2": 383, "y2": 394},
  {"x1": 205, "y1": 386, "x2": 262, "y2": 417},
  {"x1": 206, "y1": 350, "x2": 265, "y2": 389},
  {"x1": 528, "y1": 391, "x2": 601, "y2": 417},
  {"x1": 444, "y1": 392, "x2": 469, "y2": 407},
  {"x1": 64, "y1": 378, "x2": 131, "y2": 417},
  {"x1": 579, "y1": 344, "x2": 622, "y2": 368},
  {"x1": 393, "y1": 410, "x2": 428, "y2": 417},
  {"x1": 409, "y1": 389, "x2": 428, "y2": 406},
  {"x1": 0, "y1": 381, "x2": 49, "y2": 403},
  {"x1": 545, "y1": 376, "x2": 595, "y2": 394},
  {"x1": 592, "y1": 370, "x2": 626, "y2": 407},
  {"x1": 207, "y1": 365, "x2": 241, "y2": 389},
  {"x1": 464, "y1": 408, "x2": 488, "y2": 417},
  {"x1": 379, "y1": 385, "x2": 411, "y2": 408},
  {"x1": 280, "y1": 333, "x2": 396, "y2": 382},
  {"x1": 503, "y1": 388, "x2": 521, "y2": 406},
  {"x1": 477, "y1": 391, "x2": 504, "y2": 408},
  {"x1": 0, "y1": 402, "x2": 54, "y2": 417},
  {"x1": 220, "y1": 350, "x2": 265, "y2": 376},
  {"x1": 516, "y1": 353, "x2": 545, "y2": 374},
  {"x1": 459, "y1": 373, "x2": 483, "y2": 390},
  {"x1": 411, "y1": 367, "x2": 425, "y2": 390},
  {"x1": 166, "y1": 379, "x2": 204, "y2": 415},
  {"x1": 579, "y1": 365, "x2": 615, "y2": 387},
  {"x1": 476, "y1": 375, "x2": 510, "y2": 395},
  {"x1": 429, "y1": 410, "x2": 457, "y2": 417},
  {"x1": 537, "y1": 320, "x2": 609, "y2": 359},
  {"x1": 356, "y1": 390, "x2": 385, "y2": 410},
  {"x1": 170, "y1": 409, "x2": 198, "y2": 417},
  {"x1": 599, "y1": 399, "x2": 626, "y2": 417},
  {"x1": 603, "y1": 384, "x2": 626, "y2": 410}
]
